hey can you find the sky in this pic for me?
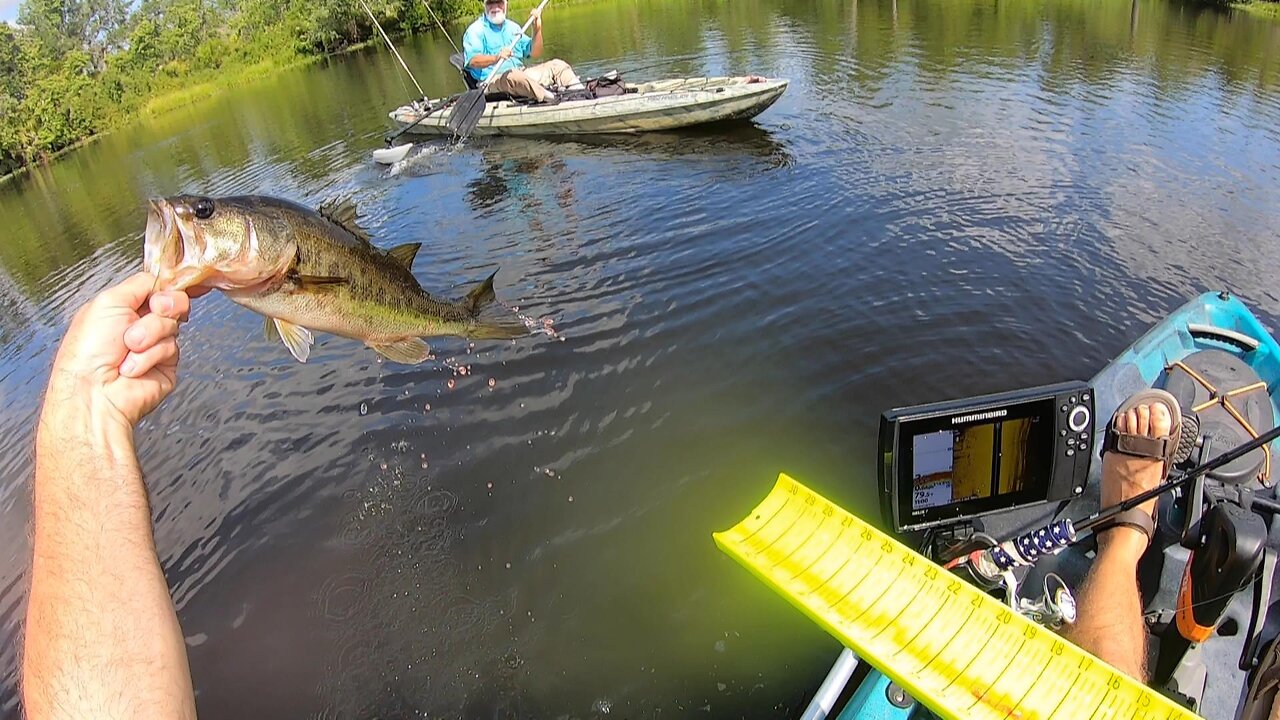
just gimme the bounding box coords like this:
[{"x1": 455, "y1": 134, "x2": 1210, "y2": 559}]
[{"x1": 0, "y1": 0, "x2": 18, "y2": 25}]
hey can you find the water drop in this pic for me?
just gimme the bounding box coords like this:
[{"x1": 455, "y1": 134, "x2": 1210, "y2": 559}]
[
  {"x1": 359, "y1": 402, "x2": 368, "y2": 415},
  {"x1": 488, "y1": 378, "x2": 496, "y2": 388},
  {"x1": 447, "y1": 379, "x2": 456, "y2": 390},
  {"x1": 423, "y1": 403, "x2": 431, "y2": 411},
  {"x1": 505, "y1": 562, "x2": 511, "y2": 569},
  {"x1": 568, "y1": 495, "x2": 574, "y2": 502}
]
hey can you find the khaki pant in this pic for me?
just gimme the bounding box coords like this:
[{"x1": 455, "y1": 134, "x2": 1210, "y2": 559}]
[{"x1": 487, "y1": 59, "x2": 580, "y2": 102}]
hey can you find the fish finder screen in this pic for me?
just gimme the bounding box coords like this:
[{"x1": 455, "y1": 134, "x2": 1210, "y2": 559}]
[{"x1": 910, "y1": 416, "x2": 1043, "y2": 511}]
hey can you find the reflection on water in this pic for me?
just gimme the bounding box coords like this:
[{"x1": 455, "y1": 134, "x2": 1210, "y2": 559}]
[{"x1": 1, "y1": 0, "x2": 1280, "y2": 716}]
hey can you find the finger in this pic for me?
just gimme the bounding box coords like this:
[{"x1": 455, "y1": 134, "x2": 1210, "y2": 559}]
[
  {"x1": 149, "y1": 291, "x2": 191, "y2": 321},
  {"x1": 120, "y1": 337, "x2": 178, "y2": 378},
  {"x1": 1136, "y1": 404, "x2": 1151, "y2": 436},
  {"x1": 124, "y1": 314, "x2": 181, "y2": 353},
  {"x1": 95, "y1": 272, "x2": 159, "y2": 313}
]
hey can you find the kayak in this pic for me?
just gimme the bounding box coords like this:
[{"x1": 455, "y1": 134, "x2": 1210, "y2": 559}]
[
  {"x1": 789, "y1": 291, "x2": 1280, "y2": 719},
  {"x1": 387, "y1": 76, "x2": 789, "y2": 137}
]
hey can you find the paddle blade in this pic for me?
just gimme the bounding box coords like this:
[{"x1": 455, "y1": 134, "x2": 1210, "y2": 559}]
[
  {"x1": 447, "y1": 89, "x2": 486, "y2": 137},
  {"x1": 372, "y1": 143, "x2": 414, "y2": 165}
]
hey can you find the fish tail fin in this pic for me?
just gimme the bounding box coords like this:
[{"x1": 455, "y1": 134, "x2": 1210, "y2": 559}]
[
  {"x1": 461, "y1": 269, "x2": 529, "y2": 339},
  {"x1": 467, "y1": 320, "x2": 530, "y2": 340}
]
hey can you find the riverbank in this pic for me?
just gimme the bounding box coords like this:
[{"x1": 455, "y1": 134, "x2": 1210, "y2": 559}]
[
  {"x1": 1233, "y1": 0, "x2": 1280, "y2": 18},
  {"x1": 0, "y1": 0, "x2": 610, "y2": 181}
]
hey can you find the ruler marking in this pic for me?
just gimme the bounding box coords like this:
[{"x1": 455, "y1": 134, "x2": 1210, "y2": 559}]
[
  {"x1": 797, "y1": 530, "x2": 870, "y2": 597},
  {"x1": 844, "y1": 562, "x2": 907, "y2": 626},
  {"x1": 713, "y1": 475, "x2": 1205, "y2": 720},
  {"x1": 941, "y1": 616, "x2": 999, "y2": 693},
  {"x1": 768, "y1": 506, "x2": 826, "y2": 570},
  {"x1": 822, "y1": 545, "x2": 885, "y2": 610},
  {"x1": 1003, "y1": 652, "x2": 1052, "y2": 720},
  {"x1": 788, "y1": 520, "x2": 848, "y2": 581},
  {"x1": 865, "y1": 571, "x2": 926, "y2": 638},
  {"x1": 731, "y1": 485, "x2": 788, "y2": 547},
  {"x1": 967, "y1": 635, "x2": 1027, "y2": 712},
  {"x1": 752, "y1": 501, "x2": 806, "y2": 557},
  {"x1": 1046, "y1": 667, "x2": 1084, "y2": 720},
  {"x1": 893, "y1": 585, "x2": 952, "y2": 658},
  {"x1": 911, "y1": 599, "x2": 978, "y2": 674}
]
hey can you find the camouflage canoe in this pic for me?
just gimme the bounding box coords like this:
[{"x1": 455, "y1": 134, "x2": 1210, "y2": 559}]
[{"x1": 388, "y1": 76, "x2": 789, "y2": 137}]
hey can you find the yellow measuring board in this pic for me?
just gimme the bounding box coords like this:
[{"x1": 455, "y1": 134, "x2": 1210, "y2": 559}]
[{"x1": 714, "y1": 473, "x2": 1202, "y2": 720}]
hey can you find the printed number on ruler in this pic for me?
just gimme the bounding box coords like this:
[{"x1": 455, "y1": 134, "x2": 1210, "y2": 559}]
[{"x1": 712, "y1": 473, "x2": 1200, "y2": 720}]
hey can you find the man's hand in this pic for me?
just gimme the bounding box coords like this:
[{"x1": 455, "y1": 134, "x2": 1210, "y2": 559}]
[
  {"x1": 497, "y1": 46, "x2": 514, "y2": 60},
  {"x1": 529, "y1": 5, "x2": 542, "y2": 31},
  {"x1": 44, "y1": 272, "x2": 198, "y2": 435}
]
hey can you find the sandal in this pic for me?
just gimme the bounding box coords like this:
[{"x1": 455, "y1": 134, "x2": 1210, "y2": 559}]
[{"x1": 1093, "y1": 389, "x2": 1189, "y2": 544}]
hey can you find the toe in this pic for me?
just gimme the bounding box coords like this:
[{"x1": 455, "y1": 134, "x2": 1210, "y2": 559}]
[
  {"x1": 1150, "y1": 401, "x2": 1172, "y2": 438},
  {"x1": 1137, "y1": 404, "x2": 1151, "y2": 436}
]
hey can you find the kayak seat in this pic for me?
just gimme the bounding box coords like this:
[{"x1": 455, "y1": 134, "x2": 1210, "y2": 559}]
[{"x1": 450, "y1": 53, "x2": 480, "y2": 90}]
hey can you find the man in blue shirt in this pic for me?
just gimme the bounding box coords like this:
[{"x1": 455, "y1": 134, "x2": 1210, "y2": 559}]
[{"x1": 462, "y1": 0, "x2": 581, "y2": 103}]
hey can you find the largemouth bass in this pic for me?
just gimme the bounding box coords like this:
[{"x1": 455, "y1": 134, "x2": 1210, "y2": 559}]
[{"x1": 143, "y1": 194, "x2": 527, "y2": 364}]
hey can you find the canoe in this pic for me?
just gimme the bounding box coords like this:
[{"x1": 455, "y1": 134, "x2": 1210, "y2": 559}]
[
  {"x1": 796, "y1": 291, "x2": 1280, "y2": 720},
  {"x1": 387, "y1": 76, "x2": 789, "y2": 137}
]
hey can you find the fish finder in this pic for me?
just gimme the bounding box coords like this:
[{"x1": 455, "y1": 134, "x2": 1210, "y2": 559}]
[{"x1": 879, "y1": 381, "x2": 1095, "y2": 533}]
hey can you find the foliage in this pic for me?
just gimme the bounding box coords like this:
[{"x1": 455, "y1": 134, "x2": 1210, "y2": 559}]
[{"x1": 0, "y1": 0, "x2": 471, "y2": 175}]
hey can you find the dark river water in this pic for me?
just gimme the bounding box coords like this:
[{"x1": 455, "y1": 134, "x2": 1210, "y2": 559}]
[{"x1": 3, "y1": 0, "x2": 1280, "y2": 716}]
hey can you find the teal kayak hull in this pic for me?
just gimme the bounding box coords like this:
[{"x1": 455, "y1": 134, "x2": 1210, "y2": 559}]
[{"x1": 827, "y1": 292, "x2": 1280, "y2": 720}]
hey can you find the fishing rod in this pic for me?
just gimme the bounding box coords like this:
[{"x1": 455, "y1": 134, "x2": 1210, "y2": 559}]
[
  {"x1": 377, "y1": 0, "x2": 467, "y2": 148},
  {"x1": 960, "y1": 422, "x2": 1280, "y2": 582},
  {"x1": 420, "y1": 0, "x2": 461, "y2": 54},
  {"x1": 359, "y1": 0, "x2": 426, "y2": 99}
]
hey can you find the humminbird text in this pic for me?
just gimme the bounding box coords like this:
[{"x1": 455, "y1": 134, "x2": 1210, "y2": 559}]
[{"x1": 951, "y1": 409, "x2": 1009, "y2": 424}]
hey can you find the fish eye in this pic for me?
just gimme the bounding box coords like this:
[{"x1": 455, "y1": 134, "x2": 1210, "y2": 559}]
[{"x1": 194, "y1": 198, "x2": 216, "y2": 220}]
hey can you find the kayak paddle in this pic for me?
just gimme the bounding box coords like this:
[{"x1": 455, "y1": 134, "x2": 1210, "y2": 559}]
[
  {"x1": 447, "y1": 0, "x2": 549, "y2": 139},
  {"x1": 372, "y1": 1, "x2": 469, "y2": 165}
]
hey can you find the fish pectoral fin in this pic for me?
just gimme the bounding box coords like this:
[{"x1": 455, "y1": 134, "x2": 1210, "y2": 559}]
[
  {"x1": 385, "y1": 242, "x2": 422, "y2": 271},
  {"x1": 462, "y1": 269, "x2": 500, "y2": 314},
  {"x1": 273, "y1": 318, "x2": 315, "y2": 363},
  {"x1": 264, "y1": 316, "x2": 280, "y2": 343},
  {"x1": 367, "y1": 338, "x2": 432, "y2": 365},
  {"x1": 296, "y1": 274, "x2": 347, "y2": 292}
]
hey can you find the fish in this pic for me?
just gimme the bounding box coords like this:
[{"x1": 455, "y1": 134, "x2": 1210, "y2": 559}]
[{"x1": 142, "y1": 194, "x2": 527, "y2": 364}]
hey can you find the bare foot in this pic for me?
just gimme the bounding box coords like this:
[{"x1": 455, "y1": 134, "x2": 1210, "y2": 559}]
[{"x1": 1099, "y1": 401, "x2": 1172, "y2": 557}]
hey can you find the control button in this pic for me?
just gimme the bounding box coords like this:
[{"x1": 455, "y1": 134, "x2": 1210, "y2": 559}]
[
  {"x1": 1068, "y1": 405, "x2": 1091, "y2": 433},
  {"x1": 1082, "y1": 392, "x2": 1091, "y2": 402},
  {"x1": 1061, "y1": 404, "x2": 1068, "y2": 413},
  {"x1": 1066, "y1": 448, "x2": 1075, "y2": 457},
  {"x1": 1069, "y1": 395, "x2": 1077, "y2": 403},
  {"x1": 1060, "y1": 429, "x2": 1068, "y2": 437},
  {"x1": 1079, "y1": 432, "x2": 1089, "y2": 440}
]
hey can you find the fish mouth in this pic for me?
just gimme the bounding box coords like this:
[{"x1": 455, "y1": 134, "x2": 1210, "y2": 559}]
[{"x1": 143, "y1": 197, "x2": 204, "y2": 290}]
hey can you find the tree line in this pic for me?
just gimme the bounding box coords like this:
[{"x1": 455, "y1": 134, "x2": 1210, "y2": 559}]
[{"x1": 0, "y1": 0, "x2": 472, "y2": 176}]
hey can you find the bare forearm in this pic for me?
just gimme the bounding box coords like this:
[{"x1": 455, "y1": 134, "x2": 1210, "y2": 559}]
[
  {"x1": 468, "y1": 53, "x2": 505, "y2": 69},
  {"x1": 1065, "y1": 538, "x2": 1148, "y2": 680},
  {"x1": 24, "y1": 393, "x2": 194, "y2": 719},
  {"x1": 531, "y1": 28, "x2": 543, "y2": 58}
]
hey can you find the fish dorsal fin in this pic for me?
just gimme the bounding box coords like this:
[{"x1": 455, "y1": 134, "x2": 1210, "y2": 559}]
[
  {"x1": 317, "y1": 197, "x2": 372, "y2": 244},
  {"x1": 385, "y1": 242, "x2": 421, "y2": 271},
  {"x1": 271, "y1": 318, "x2": 314, "y2": 362},
  {"x1": 463, "y1": 270, "x2": 499, "y2": 314},
  {"x1": 367, "y1": 338, "x2": 432, "y2": 365}
]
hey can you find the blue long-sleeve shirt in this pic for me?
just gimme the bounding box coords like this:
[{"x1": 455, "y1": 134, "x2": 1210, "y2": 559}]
[{"x1": 462, "y1": 15, "x2": 533, "y2": 82}]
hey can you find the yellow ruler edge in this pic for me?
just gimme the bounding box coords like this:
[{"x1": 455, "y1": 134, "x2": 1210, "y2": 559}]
[{"x1": 713, "y1": 473, "x2": 1202, "y2": 720}]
